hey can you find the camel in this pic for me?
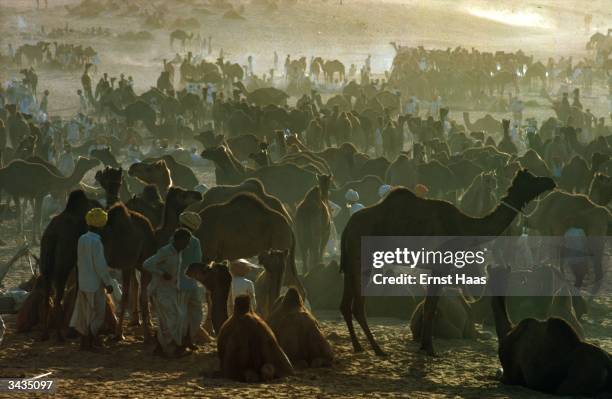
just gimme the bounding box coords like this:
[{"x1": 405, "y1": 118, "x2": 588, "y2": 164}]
[
  {"x1": 233, "y1": 81, "x2": 289, "y2": 107},
  {"x1": 169, "y1": 29, "x2": 193, "y2": 49},
  {"x1": 527, "y1": 174, "x2": 612, "y2": 290},
  {"x1": 516, "y1": 149, "x2": 552, "y2": 178},
  {"x1": 255, "y1": 249, "x2": 288, "y2": 318},
  {"x1": 323, "y1": 60, "x2": 345, "y2": 83},
  {"x1": 142, "y1": 155, "x2": 199, "y2": 190},
  {"x1": 340, "y1": 169, "x2": 555, "y2": 355},
  {"x1": 459, "y1": 172, "x2": 498, "y2": 217},
  {"x1": 217, "y1": 58, "x2": 244, "y2": 82},
  {"x1": 267, "y1": 288, "x2": 334, "y2": 368},
  {"x1": 186, "y1": 262, "x2": 232, "y2": 334},
  {"x1": 410, "y1": 290, "x2": 478, "y2": 340},
  {"x1": 90, "y1": 147, "x2": 120, "y2": 168},
  {"x1": 125, "y1": 184, "x2": 165, "y2": 229},
  {"x1": 295, "y1": 175, "x2": 331, "y2": 272},
  {"x1": 194, "y1": 130, "x2": 261, "y2": 162},
  {"x1": 201, "y1": 146, "x2": 318, "y2": 206},
  {"x1": 194, "y1": 193, "x2": 305, "y2": 299},
  {"x1": 462, "y1": 112, "x2": 502, "y2": 135},
  {"x1": 95, "y1": 167, "x2": 157, "y2": 341},
  {"x1": 37, "y1": 190, "x2": 100, "y2": 340},
  {"x1": 329, "y1": 175, "x2": 383, "y2": 207},
  {"x1": 523, "y1": 61, "x2": 547, "y2": 91},
  {"x1": 0, "y1": 157, "x2": 100, "y2": 240},
  {"x1": 497, "y1": 120, "x2": 517, "y2": 155},
  {"x1": 217, "y1": 295, "x2": 294, "y2": 382},
  {"x1": 128, "y1": 160, "x2": 172, "y2": 197},
  {"x1": 186, "y1": 178, "x2": 292, "y2": 225},
  {"x1": 489, "y1": 266, "x2": 611, "y2": 396},
  {"x1": 154, "y1": 186, "x2": 202, "y2": 246}
]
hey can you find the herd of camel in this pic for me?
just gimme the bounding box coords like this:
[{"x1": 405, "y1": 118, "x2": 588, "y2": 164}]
[{"x1": 3, "y1": 16, "x2": 612, "y2": 395}]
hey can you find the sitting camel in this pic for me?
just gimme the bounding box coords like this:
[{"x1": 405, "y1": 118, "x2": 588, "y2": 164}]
[
  {"x1": 410, "y1": 289, "x2": 478, "y2": 340},
  {"x1": 255, "y1": 249, "x2": 288, "y2": 318},
  {"x1": 217, "y1": 295, "x2": 294, "y2": 382},
  {"x1": 489, "y1": 266, "x2": 611, "y2": 396},
  {"x1": 186, "y1": 262, "x2": 232, "y2": 335},
  {"x1": 194, "y1": 193, "x2": 305, "y2": 299},
  {"x1": 340, "y1": 169, "x2": 555, "y2": 355},
  {"x1": 267, "y1": 288, "x2": 334, "y2": 368},
  {"x1": 128, "y1": 160, "x2": 172, "y2": 197}
]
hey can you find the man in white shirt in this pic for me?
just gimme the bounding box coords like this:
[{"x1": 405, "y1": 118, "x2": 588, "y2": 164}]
[{"x1": 69, "y1": 208, "x2": 114, "y2": 351}]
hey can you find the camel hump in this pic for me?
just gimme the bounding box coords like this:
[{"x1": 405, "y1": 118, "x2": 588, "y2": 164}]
[
  {"x1": 234, "y1": 295, "x2": 252, "y2": 315},
  {"x1": 282, "y1": 287, "x2": 303, "y2": 309}
]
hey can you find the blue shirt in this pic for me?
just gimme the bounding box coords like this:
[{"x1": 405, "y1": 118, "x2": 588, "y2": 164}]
[{"x1": 179, "y1": 236, "x2": 202, "y2": 291}]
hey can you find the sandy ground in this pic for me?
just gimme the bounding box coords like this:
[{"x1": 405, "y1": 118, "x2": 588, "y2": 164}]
[{"x1": 1, "y1": 0, "x2": 612, "y2": 397}]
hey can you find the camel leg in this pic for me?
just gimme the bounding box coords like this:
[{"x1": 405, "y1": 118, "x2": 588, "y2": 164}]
[
  {"x1": 139, "y1": 269, "x2": 153, "y2": 343},
  {"x1": 340, "y1": 271, "x2": 363, "y2": 353},
  {"x1": 352, "y1": 292, "x2": 386, "y2": 356},
  {"x1": 128, "y1": 269, "x2": 141, "y2": 326},
  {"x1": 53, "y1": 275, "x2": 69, "y2": 342},
  {"x1": 114, "y1": 268, "x2": 131, "y2": 341},
  {"x1": 40, "y1": 277, "x2": 52, "y2": 341},
  {"x1": 14, "y1": 197, "x2": 23, "y2": 237},
  {"x1": 32, "y1": 197, "x2": 42, "y2": 242},
  {"x1": 420, "y1": 283, "x2": 441, "y2": 356}
]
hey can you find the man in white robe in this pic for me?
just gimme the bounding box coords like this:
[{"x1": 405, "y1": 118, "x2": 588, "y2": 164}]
[{"x1": 69, "y1": 208, "x2": 114, "y2": 351}]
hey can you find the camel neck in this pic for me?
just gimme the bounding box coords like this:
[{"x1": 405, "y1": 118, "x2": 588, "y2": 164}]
[
  {"x1": 491, "y1": 296, "x2": 513, "y2": 341},
  {"x1": 462, "y1": 197, "x2": 520, "y2": 237},
  {"x1": 160, "y1": 202, "x2": 180, "y2": 237},
  {"x1": 212, "y1": 287, "x2": 229, "y2": 333}
]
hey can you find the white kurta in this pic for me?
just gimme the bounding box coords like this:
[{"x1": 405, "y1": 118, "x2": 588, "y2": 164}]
[{"x1": 69, "y1": 232, "x2": 113, "y2": 336}]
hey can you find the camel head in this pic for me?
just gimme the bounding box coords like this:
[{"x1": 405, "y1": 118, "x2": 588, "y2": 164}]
[
  {"x1": 141, "y1": 184, "x2": 163, "y2": 204},
  {"x1": 316, "y1": 174, "x2": 332, "y2": 196},
  {"x1": 166, "y1": 186, "x2": 202, "y2": 213},
  {"x1": 74, "y1": 156, "x2": 101, "y2": 174},
  {"x1": 280, "y1": 287, "x2": 304, "y2": 311},
  {"x1": 200, "y1": 145, "x2": 230, "y2": 163},
  {"x1": 90, "y1": 147, "x2": 120, "y2": 168},
  {"x1": 249, "y1": 150, "x2": 269, "y2": 167},
  {"x1": 95, "y1": 166, "x2": 123, "y2": 198},
  {"x1": 128, "y1": 160, "x2": 171, "y2": 190},
  {"x1": 588, "y1": 173, "x2": 612, "y2": 205},
  {"x1": 504, "y1": 169, "x2": 555, "y2": 210},
  {"x1": 65, "y1": 189, "x2": 94, "y2": 218}
]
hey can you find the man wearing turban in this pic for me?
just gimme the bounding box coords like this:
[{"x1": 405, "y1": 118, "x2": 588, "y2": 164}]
[{"x1": 69, "y1": 208, "x2": 114, "y2": 351}]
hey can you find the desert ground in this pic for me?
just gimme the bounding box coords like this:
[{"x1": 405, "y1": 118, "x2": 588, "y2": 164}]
[{"x1": 1, "y1": 0, "x2": 612, "y2": 397}]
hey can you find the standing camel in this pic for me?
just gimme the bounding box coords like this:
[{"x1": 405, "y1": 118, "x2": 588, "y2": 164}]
[
  {"x1": 0, "y1": 157, "x2": 100, "y2": 240},
  {"x1": 39, "y1": 190, "x2": 101, "y2": 341},
  {"x1": 295, "y1": 174, "x2": 331, "y2": 273},
  {"x1": 340, "y1": 169, "x2": 555, "y2": 356},
  {"x1": 95, "y1": 167, "x2": 157, "y2": 340}
]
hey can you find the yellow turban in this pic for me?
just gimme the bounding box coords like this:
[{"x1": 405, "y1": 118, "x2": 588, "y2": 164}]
[{"x1": 86, "y1": 208, "x2": 108, "y2": 228}]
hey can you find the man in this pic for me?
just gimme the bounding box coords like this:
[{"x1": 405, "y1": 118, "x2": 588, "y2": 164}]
[
  {"x1": 57, "y1": 142, "x2": 75, "y2": 176},
  {"x1": 177, "y1": 212, "x2": 208, "y2": 348},
  {"x1": 69, "y1": 208, "x2": 114, "y2": 352},
  {"x1": 144, "y1": 228, "x2": 192, "y2": 357},
  {"x1": 77, "y1": 89, "x2": 88, "y2": 114},
  {"x1": 40, "y1": 89, "x2": 49, "y2": 114}
]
